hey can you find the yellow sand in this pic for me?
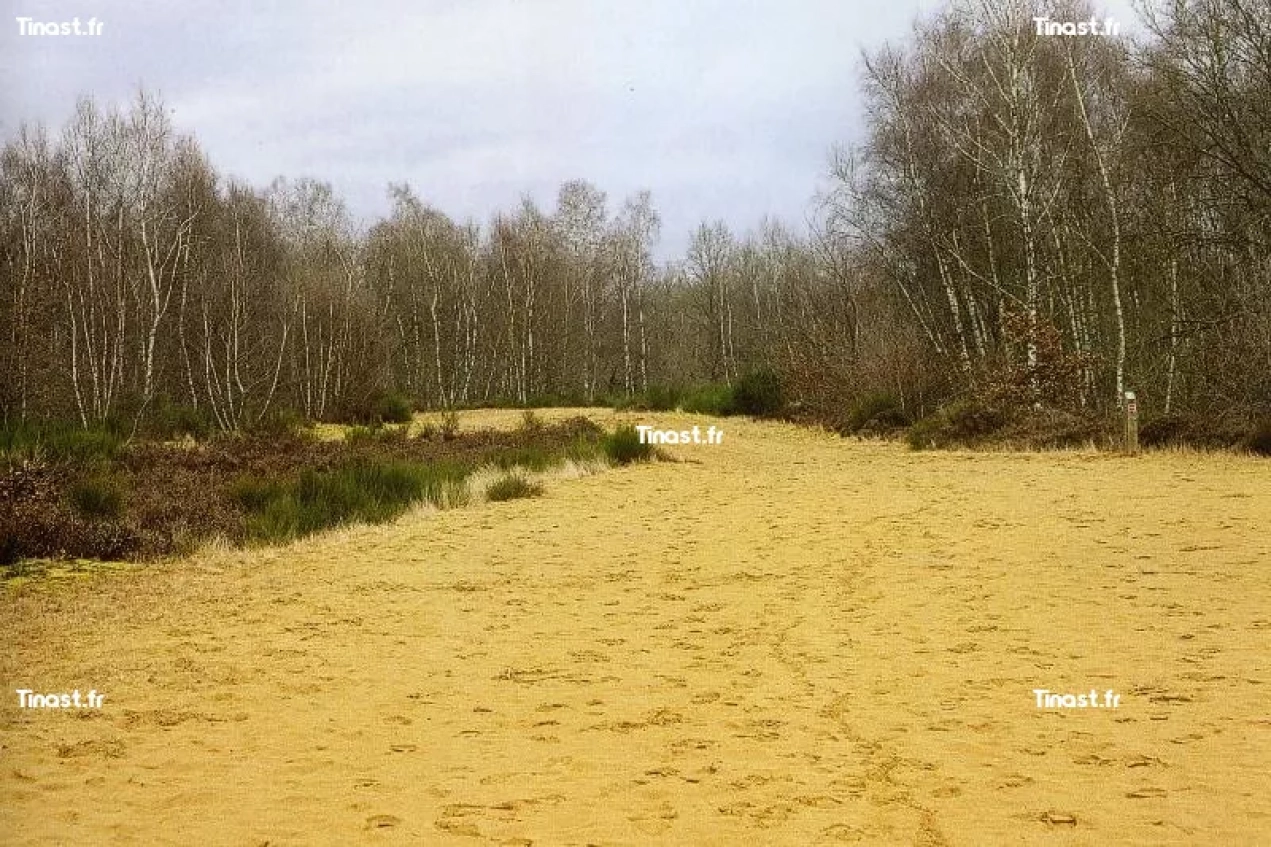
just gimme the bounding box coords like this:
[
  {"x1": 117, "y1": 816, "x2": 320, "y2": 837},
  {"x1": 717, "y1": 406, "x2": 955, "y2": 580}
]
[{"x1": 2, "y1": 411, "x2": 1268, "y2": 845}]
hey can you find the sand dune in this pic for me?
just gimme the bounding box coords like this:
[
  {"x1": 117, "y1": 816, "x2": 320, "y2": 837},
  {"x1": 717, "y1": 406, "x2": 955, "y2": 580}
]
[{"x1": 2, "y1": 411, "x2": 1268, "y2": 844}]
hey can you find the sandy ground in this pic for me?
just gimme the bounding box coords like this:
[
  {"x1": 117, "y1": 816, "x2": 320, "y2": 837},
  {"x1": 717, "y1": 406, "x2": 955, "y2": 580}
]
[{"x1": 2, "y1": 410, "x2": 1268, "y2": 845}]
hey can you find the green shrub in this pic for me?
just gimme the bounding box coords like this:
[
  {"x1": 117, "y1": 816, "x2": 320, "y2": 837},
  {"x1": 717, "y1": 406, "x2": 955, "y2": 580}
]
[
  {"x1": 732, "y1": 369, "x2": 785, "y2": 418},
  {"x1": 642, "y1": 385, "x2": 684, "y2": 412},
  {"x1": 603, "y1": 425, "x2": 654, "y2": 465},
  {"x1": 906, "y1": 399, "x2": 1006, "y2": 450},
  {"x1": 680, "y1": 383, "x2": 735, "y2": 416},
  {"x1": 843, "y1": 392, "x2": 906, "y2": 435},
  {"x1": 150, "y1": 398, "x2": 212, "y2": 441},
  {"x1": 486, "y1": 474, "x2": 543, "y2": 502},
  {"x1": 330, "y1": 390, "x2": 414, "y2": 426},
  {"x1": 68, "y1": 474, "x2": 126, "y2": 520},
  {"x1": 376, "y1": 393, "x2": 414, "y2": 424}
]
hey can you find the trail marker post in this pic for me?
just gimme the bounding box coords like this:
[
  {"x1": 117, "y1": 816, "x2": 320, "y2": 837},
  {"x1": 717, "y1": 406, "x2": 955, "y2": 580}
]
[{"x1": 1124, "y1": 391, "x2": 1139, "y2": 455}]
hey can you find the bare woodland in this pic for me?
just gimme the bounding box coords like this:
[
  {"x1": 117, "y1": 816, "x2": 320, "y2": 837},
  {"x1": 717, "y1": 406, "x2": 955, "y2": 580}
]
[{"x1": 2, "y1": 0, "x2": 1268, "y2": 433}]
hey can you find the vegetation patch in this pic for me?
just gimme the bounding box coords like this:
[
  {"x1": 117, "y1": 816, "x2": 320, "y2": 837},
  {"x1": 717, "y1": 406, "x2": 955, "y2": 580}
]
[
  {"x1": 731, "y1": 369, "x2": 786, "y2": 418},
  {"x1": 1, "y1": 421, "x2": 125, "y2": 465},
  {"x1": 67, "y1": 474, "x2": 128, "y2": 520},
  {"x1": 602, "y1": 425, "x2": 655, "y2": 465},
  {"x1": 485, "y1": 474, "x2": 544, "y2": 502},
  {"x1": 1243, "y1": 419, "x2": 1271, "y2": 457},
  {"x1": 678, "y1": 383, "x2": 736, "y2": 416},
  {"x1": 838, "y1": 392, "x2": 911, "y2": 436},
  {"x1": 0, "y1": 416, "x2": 608, "y2": 566}
]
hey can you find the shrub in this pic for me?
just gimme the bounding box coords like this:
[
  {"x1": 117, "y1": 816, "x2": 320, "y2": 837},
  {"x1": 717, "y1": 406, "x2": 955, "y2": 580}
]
[
  {"x1": 1139, "y1": 414, "x2": 1189, "y2": 448},
  {"x1": 906, "y1": 399, "x2": 1006, "y2": 450},
  {"x1": 680, "y1": 383, "x2": 735, "y2": 416},
  {"x1": 842, "y1": 392, "x2": 907, "y2": 435},
  {"x1": 603, "y1": 425, "x2": 654, "y2": 465},
  {"x1": 564, "y1": 436, "x2": 604, "y2": 465},
  {"x1": 330, "y1": 390, "x2": 414, "y2": 426},
  {"x1": 1139, "y1": 412, "x2": 1249, "y2": 450},
  {"x1": 149, "y1": 398, "x2": 212, "y2": 441},
  {"x1": 998, "y1": 408, "x2": 1107, "y2": 450},
  {"x1": 376, "y1": 393, "x2": 414, "y2": 424},
  {"x1": 1, "y1": 504, "x2": 141, "y2": 563},
  {"x1": 67, "y1": 474, "x2": 126, "y2": 520},
  {"x1": 486, "y1": 474, "x2": 543, "y2": 502},
  {"x1": 640, "y1": 385, "x2": 684, "y2": 412},
  {"x1": 732, "y1": 369, "x2": 785, "y2": 418},
  {"x1": 1245, "y1": 418, "x2": 1271, "y2": 457}
]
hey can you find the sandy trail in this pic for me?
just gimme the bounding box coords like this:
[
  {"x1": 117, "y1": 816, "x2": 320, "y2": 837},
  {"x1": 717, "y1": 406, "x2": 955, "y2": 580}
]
[{"x1": 2, "y1": 411, "x2": 1269, "y2": 845}]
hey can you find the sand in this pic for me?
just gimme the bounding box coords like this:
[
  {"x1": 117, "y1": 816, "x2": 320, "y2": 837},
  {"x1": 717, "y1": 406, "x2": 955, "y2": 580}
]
[{"x1": 2, "y1": 410, "x2": 1268, "y2": 845}]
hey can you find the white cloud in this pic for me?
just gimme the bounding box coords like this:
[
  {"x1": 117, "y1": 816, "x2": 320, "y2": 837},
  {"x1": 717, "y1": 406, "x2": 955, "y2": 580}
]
[{"x1": 2, "y1": 0, "x2": 1148, "y2": 256}]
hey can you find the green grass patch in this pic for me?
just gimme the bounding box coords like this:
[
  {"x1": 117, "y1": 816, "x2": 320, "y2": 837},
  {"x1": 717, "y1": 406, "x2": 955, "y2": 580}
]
[
  {"x1": 603, "y1": 425, "x2": 654, "y2": 465},
  {"x1": 1, "y1": 421, "x2": 125, "y2": 465},
  {"x1": 492, "y1": 446, "x2": 555, "y2": 472},
  {"x1": 485, "y1": 474, "x2": 543, "y2": 502},
  {"x1": 234, "y1": 458, "x2": 472, "y2": 544},
  {"x1": 679, "y1": 383, "x2": 736, "y2": 416}
]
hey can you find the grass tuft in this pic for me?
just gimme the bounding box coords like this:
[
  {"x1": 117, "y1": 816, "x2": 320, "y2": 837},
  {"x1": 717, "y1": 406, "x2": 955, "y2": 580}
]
[
  {"x1": 603, "y1": 425, "x2": 654, "y2": 465},
  {"x1": 485, "y1": 473, "x2": 543, "y2": 502}
]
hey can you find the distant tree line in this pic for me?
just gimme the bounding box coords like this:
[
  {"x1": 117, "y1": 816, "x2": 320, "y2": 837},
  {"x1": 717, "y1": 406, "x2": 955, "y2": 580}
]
[{"x1": 1, "y1": 0, "x2": 1267, "y2": 435}]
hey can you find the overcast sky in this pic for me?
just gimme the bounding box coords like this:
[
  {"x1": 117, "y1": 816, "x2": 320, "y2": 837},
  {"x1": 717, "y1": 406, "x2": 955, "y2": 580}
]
[{"x1": 2, "y1": 0, "x2": 1140, "y2": 257}]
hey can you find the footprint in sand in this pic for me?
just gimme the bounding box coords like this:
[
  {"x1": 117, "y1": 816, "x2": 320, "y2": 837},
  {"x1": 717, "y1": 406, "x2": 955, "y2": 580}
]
[{"x1": 365, "y1": 814, "x2": 402, "y2": 829}]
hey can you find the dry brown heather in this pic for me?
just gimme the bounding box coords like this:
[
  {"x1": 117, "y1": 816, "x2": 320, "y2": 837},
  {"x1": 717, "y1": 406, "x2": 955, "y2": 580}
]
[{"x1": 2, "y1": 410, "x2": 1268, "y2": 845}]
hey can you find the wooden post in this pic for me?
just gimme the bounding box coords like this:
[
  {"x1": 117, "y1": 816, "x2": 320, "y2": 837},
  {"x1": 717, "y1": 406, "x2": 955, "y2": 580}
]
[{"x1": 1124, "y1": 390, "x2": 1139, "y2": 455}]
